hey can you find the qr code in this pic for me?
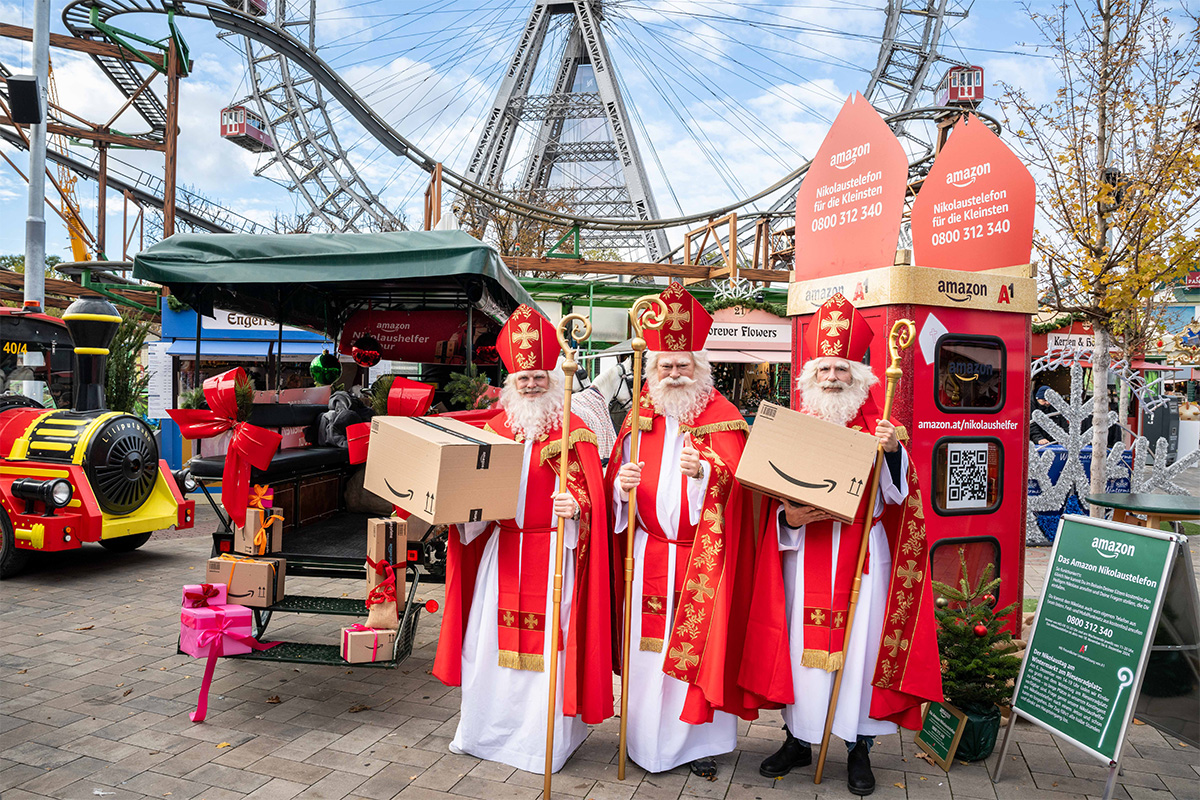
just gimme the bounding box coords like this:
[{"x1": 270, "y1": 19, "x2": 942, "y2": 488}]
[{"x1": 946, "y1": 444, "x2": 989, "y2": 508}]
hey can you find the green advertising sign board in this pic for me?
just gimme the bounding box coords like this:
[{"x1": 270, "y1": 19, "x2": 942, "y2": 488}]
[{"x1": 1010, "y1": 515, "x2": 1177, "y2": 763}]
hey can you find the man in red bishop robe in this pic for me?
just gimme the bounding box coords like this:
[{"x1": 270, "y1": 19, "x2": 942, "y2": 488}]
[
  {"x1": 739, "y1": 294, "x2": 942, "y2": 797},
  {"x1": 605, "y1": 284, "x2": 757, "y2": 779},
  {"x1": 433, "y1": 305, "x2": 612, "y2": 773}
]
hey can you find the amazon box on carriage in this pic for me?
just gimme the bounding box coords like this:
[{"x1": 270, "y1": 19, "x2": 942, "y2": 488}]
[
  {"x1": 363, "y1": 416, "x2": 523, "y2": 525},
  {"x1": 205, "y1": 555, "x2": 286, "y2": 608},
  {"x1": 736, "y1": 401, "x2": 879, "y2": 523}
]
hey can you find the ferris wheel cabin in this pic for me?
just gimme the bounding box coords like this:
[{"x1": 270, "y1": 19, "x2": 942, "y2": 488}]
[
  {"x1": 936, "y1": 65, "x2": 985, "y2": 107},
  {"x1": 220, "y1": 106, "x2": 274, "y2": 153},
  {"x1": 223, "y1": 0, "x2": 268, "y2": 16}
]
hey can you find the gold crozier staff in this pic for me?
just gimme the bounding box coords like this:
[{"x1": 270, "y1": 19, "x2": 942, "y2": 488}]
[
  {"x1": 617, "y1": 294, "x2": 667, "y2": 780},
  {"x1": 813, "y1": 319, "x2": 915, "y2": 784},
  {"x1": 543, "y1": 312, "x2": 591, "y2": 800}
]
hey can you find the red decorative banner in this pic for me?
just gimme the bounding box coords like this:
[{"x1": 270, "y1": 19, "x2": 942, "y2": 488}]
[
  {"x1": 338, "y1": 310, "x2": 498, "y2": 364},
  {"x1": 793, "y1": 92, "x2": 909, "y2": 281},
  {"x1": 911, "y1": 114, "x2": 1035, "y2": 271}
]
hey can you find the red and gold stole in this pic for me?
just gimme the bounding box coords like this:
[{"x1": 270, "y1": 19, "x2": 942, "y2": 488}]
[
  {"x1": 487, "y1": 414, "x2": 598, "y2": 672},
  {"x1": 796, "y1": 406, "x2": 878, "y2": 671},
  {"x1": 633, "y1": 423, "x2": 697, "y2": 652}
]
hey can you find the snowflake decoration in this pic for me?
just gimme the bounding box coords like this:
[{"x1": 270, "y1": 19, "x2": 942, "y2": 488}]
[{"x1": 713, "y1": 277, "x2": 757, "y2": 304}]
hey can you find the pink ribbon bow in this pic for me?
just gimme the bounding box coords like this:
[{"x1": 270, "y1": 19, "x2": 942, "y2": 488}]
[{"x1": 168, "y1": 368, "x2": 281, "y2": 529}]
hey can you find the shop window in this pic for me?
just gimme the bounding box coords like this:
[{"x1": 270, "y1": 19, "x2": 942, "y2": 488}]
[
  {"x1": 930, "y1": 537, "x2": 1001, "y2": 605},
  {"x1": 932, "y1": 437, "x2": 1003, "y2": 515},
  {"x1": 935, "y1": 335, "x2": 1005, "y2": 413}
]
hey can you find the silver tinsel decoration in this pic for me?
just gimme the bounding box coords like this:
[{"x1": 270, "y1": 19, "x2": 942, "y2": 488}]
[
  {"x1": 1026, "y1": 359, "x2": 1197, "y2": 544},
  {"x1": 712, "y1": 277, "x2": 758, "y2": 304}
]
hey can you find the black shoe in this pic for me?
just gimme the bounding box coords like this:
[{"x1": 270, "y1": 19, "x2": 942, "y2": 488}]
[
  {"x1": 759, "y1": 727, "x2": 812, "y2": 778},
  {"x1": 846, "y1": 741, "x2": 875, "y2": 796},
  {"x1": 689, "y1": 758, "x2": 718, "y2": 780}
]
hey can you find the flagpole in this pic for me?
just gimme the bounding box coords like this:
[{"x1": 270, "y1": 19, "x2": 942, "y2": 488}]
[
  {"x1": 814, "y1": 319, "x2": 915, "y2": 784},
  {"x1": 544, "y1": 312, "x2": 591, "y2": 800},
  {"x1": 617, "y1": 294, "x2": 667, "y2": 780}
]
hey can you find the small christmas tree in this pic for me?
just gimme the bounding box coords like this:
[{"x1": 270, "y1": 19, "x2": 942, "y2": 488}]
[{"x1": 932, "y1": 550, "x2": 1022, "y2": 713}]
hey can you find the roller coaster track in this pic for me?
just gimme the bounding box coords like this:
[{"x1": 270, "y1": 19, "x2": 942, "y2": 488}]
[
  {"x1": 0, "y1": 122, "x2": 271, "y2": 235},
  {"x1": 54, "y1": 0, "x2": 985, "y2": 243}
]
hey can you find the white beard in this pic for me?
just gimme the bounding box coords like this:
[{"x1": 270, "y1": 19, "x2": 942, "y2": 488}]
[
  {"x1": 499, "y1": 384, "x2": 563, "y2": 440},
  {"x1": 799, "y1": 374, "x2": 870, "y2": 427},
  {"x1": 647, "y1": 373, "x2": 713, "y2": 426}
]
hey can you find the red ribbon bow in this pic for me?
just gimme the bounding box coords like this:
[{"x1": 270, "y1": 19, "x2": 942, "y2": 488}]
[
  {"x1": 365, "y1": 557, "x2": 394, "y2": 579},
  {"x1": 366, "y1": 574, "x2": 398, "y2": 607},
  {"x1": 168, "y1": 368, "x2": 281, "y2": 529},
  {"x1": 184, "y1": 584, "x2": 220, "y2": 608}
]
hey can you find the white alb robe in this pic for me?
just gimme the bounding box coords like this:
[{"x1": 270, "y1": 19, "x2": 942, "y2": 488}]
[
  {"x1": 449, "y1": 437, "x2": 586, "y2": 773},
  {"x1": 613, "y1": 416, "x2": 738, "y2": 772},
  {"x1": 777, "y1": 447, "x2": 910, "y2": 745}
]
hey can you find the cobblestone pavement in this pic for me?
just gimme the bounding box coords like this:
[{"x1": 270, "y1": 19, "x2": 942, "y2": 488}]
[{"x1": 2, "y1": 519, "x2": 1197, "y2": 800}]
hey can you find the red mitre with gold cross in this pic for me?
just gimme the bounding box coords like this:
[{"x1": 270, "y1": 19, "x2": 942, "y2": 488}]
[
  {"x1": 497, "y1": 305, "x2": 558, "y2": 372},
  {"x1": 642, "y1": 283, "x2": 713, "y2": 353},
  {"x1": 805, "y1": 293, "x2": 874, "y2": 362}
]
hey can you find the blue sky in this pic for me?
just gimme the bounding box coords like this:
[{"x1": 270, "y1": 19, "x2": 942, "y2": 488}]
[{"x1": 0, "y1": 0, "x2": 1058, "y2": 260}]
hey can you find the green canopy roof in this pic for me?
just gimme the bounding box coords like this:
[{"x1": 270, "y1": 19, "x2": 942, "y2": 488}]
[{"x1": 133, "y1": 230, "x2": 537, "y2": 333}]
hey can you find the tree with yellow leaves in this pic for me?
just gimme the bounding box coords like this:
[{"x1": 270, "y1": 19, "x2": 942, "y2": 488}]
[{"x1": 1001, "y1": 0, "x2": 1199, "y2": 506}]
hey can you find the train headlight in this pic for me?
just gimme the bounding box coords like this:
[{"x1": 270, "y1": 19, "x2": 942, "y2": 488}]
[
  {"x1": 50, "y1": 479, "x2": 72, "y2": 507},
  {"x1": 12, "y1": 477, "x2": 73, "y2": 514},
  {"x1": 172, "y1": 468, "x2": 198, "y2": 493}
]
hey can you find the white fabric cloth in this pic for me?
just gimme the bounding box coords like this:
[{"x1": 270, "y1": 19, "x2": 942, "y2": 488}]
[
  {"x1": 449, "y1": 438, "x2": 585, "y2": 773},
  {"x1": 613, "y1": 415, "x2": 737, "y2": 772},
  {"x1": 571, "y1": 386, "x2": 617, "y2": 458},
  {"x1": 777, "y1": 447, "x2": 910, "y2": 745}
]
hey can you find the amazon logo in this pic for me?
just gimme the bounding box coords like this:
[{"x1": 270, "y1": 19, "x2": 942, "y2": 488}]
[
  {"x1": 384, "y1": 479, "x2": 413, "y2": 501},
  {"x1": 768, "y1": 461, "x2": 837, "y2": 492},
  {"x1": 937, "y1": 279, "x2": 988, "y2": 303}
]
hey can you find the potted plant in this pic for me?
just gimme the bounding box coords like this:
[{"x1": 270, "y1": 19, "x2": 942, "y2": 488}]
[{"x1": 932, "y1": 550, "x2": 1022, "y2": 761}]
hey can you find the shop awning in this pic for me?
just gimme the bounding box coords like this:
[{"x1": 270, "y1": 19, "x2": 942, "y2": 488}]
[
  {"x1": 711, "y1": 349, "x2": 790, "y2": 364},
  {"x1": 167, "y1": 340, "x2": 270, "y2": 358},
  {"x1": 133, "y1": 230, "x2": 538, "y2": 332},
  {"x1": 280, "y1": 341, "x2": 336, "y2": 357}
]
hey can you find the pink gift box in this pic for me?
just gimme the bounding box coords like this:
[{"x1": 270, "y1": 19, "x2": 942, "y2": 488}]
[
  {"x1": 180, "y1": 605, "x2": 254, "y2": 658},
  {"x1": 182, "y1": 584, "x2": 227, "y2": 609}
]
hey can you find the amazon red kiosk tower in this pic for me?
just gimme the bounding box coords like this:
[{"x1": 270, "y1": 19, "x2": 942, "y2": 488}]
[{"x1": 789, "y1": 96, "x2": 1036, "y2": 627}]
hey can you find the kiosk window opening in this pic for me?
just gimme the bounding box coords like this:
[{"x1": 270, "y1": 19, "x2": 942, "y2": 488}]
[
  {"x1": 932, "y1": 436, "x2": 1003, "y2": 515},
  {"x1": 934, "y1": 335, "x2": 1005, "y2": 413}
]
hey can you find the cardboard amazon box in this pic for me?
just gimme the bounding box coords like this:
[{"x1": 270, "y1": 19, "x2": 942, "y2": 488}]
[
  {"x1": 205, "y1": 555, "x2": 286, "y2": 608},
  {"x1": 366, "y1": 517, "x2": 407, "y2": 596},
  {"x1": 363, "y1": 416, "x2": 523, "y2": 525},
  {"x1": 736, "y1": 402, "x2": 879, "y2": 523}
]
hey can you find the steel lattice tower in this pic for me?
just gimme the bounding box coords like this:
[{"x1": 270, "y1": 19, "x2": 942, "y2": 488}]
[{"x1": 462, "y1": 0, "x2": 668, "y2": 261}]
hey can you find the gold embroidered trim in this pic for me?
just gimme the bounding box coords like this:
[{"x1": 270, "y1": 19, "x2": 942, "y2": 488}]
[
  {"x1": 800, "y1": 648, "x2": 844, "y2": 672},
  {"x1": 682, "y1": 419, "x2": 749, "y2": 437},
  {"x1": 498, "y1": 650, "x2": 545, "y2": 672},
  {"x1": 539, "y1": 428, "x2": 598, "y2": 464},
  {"x1": 895, "y1": 424, "x2": 909, "y2": 443},
  {"x1": 639, "y1": 636, "x2": 664, "y2": 653},
  {"x1": 636, "y1": 417, "x2": 653, "y2": 432}
]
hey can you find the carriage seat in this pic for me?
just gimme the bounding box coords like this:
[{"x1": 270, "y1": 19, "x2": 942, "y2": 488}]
[{"x1": 189, "y1": 445, "x2": 349, "y2": 483}]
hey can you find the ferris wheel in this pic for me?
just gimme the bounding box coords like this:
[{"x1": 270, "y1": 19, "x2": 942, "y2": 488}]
[{"x1": 227, "y1": 0, "x2": 972, "y2": 237}]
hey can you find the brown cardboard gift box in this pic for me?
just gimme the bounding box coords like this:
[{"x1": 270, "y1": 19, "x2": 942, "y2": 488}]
[
  {"x1": 363, "y1": 416, "x2": 522, "y2": 524},
  {"x1": 735, "y1": 402, "x2": 879, "y2": 523},
  {"x1": 233, "y1": 508, "x2": 283, "y2": 555},
  {"x1": 366, "y1": 517, "x2": 407, "y2": 596},
  {"x1": 205, "y1": 555, "x2": 286, "y2": 608},
  {"x1": 341, "y1": 625, "x2": 398, "y2": 664}
]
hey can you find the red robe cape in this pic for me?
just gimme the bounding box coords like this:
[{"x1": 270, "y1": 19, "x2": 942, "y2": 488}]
[
  {"x1": 737, "y1": 404, "x2": 944, "y2": 730},
  {"x1": 606, "y1": 389, "x2": 759, "y2": 723},
  {"x1": 432, "y1": 411, "x2": 614, "y2": 724}
]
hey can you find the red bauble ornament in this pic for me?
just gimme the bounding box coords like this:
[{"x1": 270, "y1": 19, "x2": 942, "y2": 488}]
[
  {"x1": 351, "y1": 335, "x2": 382, "y2": 368},
  {"x1": 983, "y1": 594, "x2": 995, "y2": 604},
  {"x1": 973, "y1": 623, "x2": 988, "y2": 637}
]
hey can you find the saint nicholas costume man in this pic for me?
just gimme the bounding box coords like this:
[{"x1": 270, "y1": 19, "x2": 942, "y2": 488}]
[
  {"x1": 606, "y1": 284, "x2": 757, "y2": 777},
  {"x1": 739, "y1": 294, "x2": 942, "y2": 796},
  {"x1": 433, "y1": 305, "x2": 613, "y2": 773}
]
